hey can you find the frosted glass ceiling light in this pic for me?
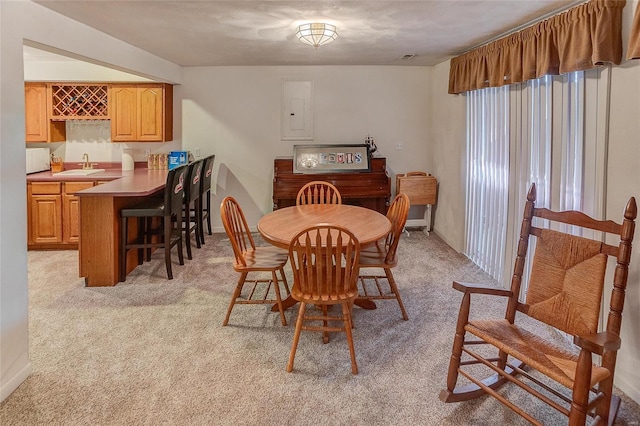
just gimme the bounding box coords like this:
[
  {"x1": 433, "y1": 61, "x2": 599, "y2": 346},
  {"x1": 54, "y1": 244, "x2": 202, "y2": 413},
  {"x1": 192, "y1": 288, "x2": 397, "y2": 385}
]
[{"x1": 296, "y1": 23, "x2": 338, "y2": 48}]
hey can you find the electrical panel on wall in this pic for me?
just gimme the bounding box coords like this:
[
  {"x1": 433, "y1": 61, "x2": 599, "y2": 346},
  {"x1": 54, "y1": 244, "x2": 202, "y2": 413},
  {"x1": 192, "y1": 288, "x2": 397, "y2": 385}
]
[{"x1": 281, "y1": 80, "x2": 313, "y2": 141}]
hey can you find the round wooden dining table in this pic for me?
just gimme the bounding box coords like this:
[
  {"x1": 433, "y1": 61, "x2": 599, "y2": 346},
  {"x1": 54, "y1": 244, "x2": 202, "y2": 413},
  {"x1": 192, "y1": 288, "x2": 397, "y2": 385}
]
[
  {"x1": 257, "y1": 203, "x2": 391, "y2": 311},
  {"x1": 258, "y1": 204, "x2": 391, "y2": 249}
]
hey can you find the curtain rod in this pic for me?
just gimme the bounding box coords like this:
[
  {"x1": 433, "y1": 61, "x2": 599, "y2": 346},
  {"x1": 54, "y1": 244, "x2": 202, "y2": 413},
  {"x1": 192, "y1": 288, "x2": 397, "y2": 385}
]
[{"x1": 460, "y1": 0, "x2": 589, "y2": 55}]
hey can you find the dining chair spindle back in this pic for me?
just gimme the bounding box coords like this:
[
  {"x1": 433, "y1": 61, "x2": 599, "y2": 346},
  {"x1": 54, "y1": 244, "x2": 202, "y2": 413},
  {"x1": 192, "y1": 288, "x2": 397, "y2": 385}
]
[
  {"x1": 220, "y1": 196, "x2": 290, "y2": 326},
  {"x1": 287, "y1": 224, "x2": 361, "y2": 374},
  {"x1": 357, "y1": 193, "x2": 410, "y2": 320},
  {"x1": 296, "y1": 181, "x2": 342, "y2": 205}
]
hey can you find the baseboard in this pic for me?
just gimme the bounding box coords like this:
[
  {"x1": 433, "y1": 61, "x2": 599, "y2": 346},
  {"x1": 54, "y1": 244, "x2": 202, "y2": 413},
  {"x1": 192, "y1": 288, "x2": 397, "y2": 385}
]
[
  {"x1": 1, "y1": 362, "x2": 32, "y2": 402},
  {"x1": 616, "y1": 375, "x2": 640, "y2": 406}
]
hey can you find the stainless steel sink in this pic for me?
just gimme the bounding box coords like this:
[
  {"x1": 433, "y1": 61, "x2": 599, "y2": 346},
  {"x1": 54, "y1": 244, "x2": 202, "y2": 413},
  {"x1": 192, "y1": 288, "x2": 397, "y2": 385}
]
[{"x1": 53, "y1": 169, "x2": 106, "y2": 176}]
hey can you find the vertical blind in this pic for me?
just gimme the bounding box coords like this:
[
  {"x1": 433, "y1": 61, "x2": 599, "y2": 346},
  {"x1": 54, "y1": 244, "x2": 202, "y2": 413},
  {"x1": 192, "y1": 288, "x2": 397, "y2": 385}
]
[
  {"x1": 465, "y1": 87, "x2": 510, "y2": 282},
  {"x1": 466, "y1": 69, "x2": 607, "y2": 291}
]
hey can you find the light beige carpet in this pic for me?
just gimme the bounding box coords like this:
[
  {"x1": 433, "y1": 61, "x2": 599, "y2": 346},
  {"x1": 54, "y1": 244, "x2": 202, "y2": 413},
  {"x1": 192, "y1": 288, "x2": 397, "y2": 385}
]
[{"x1": 1, "y1": 231, "x2": 639, "y2": 425}]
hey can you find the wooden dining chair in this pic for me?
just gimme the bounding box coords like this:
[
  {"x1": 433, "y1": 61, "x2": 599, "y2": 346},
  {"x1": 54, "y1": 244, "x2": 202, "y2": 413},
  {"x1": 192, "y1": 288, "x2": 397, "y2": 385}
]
[
  {"x1": 440, "y1": 184, "x2": 636, "y2": 425},
  {"x1": 220, "y1": 196, "x2": 290, "y2": 326},
  {"x1": 357, "y1": 193, "x2": 410, "y2": 320},
  {"x1": 119, "y1": 164, "x2": 187, "y2": 281},
  {"x1": 296, "y1": 181, "x2": 342, "y2": 205},
  {"x1": 287, "y1": 224, "x2": 361, "y2": 374}
]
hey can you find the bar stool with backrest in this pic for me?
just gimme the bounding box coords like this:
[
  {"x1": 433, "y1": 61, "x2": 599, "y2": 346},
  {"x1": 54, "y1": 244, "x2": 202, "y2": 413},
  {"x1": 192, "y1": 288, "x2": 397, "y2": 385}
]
[
  {"x1": 296, "y1": 181, "x2": 342, "y2": 205},
  {"x1": 357, "y1": 193, "x2": 411, "y2": 320},
  {"x1": 182, "y1": 158, "x2": 204, "y2": 259},
  {"x1": 287, "y1": 224, "x2": 361, "y2": 374},
  {"x1": 119, "y1": 164, "x2": 187, "y2": 282},
  {"x1": 197, "y1": 155, "x2": 215, "y2": 244}
]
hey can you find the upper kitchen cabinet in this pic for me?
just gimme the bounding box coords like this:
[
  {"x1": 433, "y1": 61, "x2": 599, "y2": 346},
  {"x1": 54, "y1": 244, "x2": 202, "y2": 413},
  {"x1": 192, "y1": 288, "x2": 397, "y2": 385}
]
[
  {"x1": 25, "y1": 83, "x2": 66, "y2": 142},
  {"x1": 111, "y1": 83, "x2": 173, "y2": 142},
  {"x1": 49, "y1": 84, "x2": 109, "y2": 120}
]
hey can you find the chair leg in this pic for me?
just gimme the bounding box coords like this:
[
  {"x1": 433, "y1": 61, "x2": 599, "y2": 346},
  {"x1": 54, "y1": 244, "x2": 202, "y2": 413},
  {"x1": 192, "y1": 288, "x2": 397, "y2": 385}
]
[
  {"x1": 184, "y1": 205, "x2": 193, "y2": 260},
  {"x1": 223, "y1": 272, "x2": 247, "y2": 326},
  {"x1": 569, "y1": 350, "x2": 592, "y2": 425},
  {"x1": 145, "y1": 217, "x2": 153, "y2": 262},
  {"x1": 287, "y1": 302, "x2": 306, "y2": 372},
  {"x1": 194, "y1": 198, "x2": 202, "y2": 248},
  {"x1": 205, "y1": 194, "x2": 212, "y2": 235},
  {"x1": 384, "y1": 268, "x2": 409, "y2": 320},
  {"x1": 322, "y1": 305, "x2": 330, "y2": 343},
  {"x1": 175, "y1": 215, "x2": 184, "y2": 266},
  {"x1": 119, "y1": 216, "x2": 128, "y2": 283},
  {"x1": 163, "y1": 218, "x2": 174, "y2": 280},
  {"x1": 279, "y1": 268, "x2": 291, "y2": 295},
  {"x1": 443, "y1": 292, "x2": 471, "y2": 398},
  {"x1": 342, "y1": 303, "x2": 358, "y2": 375},
  {"x1": 272, "y1": 271, "x2": 287, "y2": 326}
]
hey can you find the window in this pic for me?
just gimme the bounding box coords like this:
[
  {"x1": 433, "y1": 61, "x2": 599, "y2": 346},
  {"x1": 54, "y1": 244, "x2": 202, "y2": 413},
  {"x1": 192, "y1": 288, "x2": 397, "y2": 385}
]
[{"x1": 466, "y1": 67, "x2": 610, "y2": 291}]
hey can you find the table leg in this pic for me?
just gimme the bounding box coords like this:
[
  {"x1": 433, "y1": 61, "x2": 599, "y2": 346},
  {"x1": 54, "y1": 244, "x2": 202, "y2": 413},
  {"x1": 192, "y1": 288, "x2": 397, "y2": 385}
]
[
  {"x1": 271, "y1": 295, "x2": 298, "y2": 312},
  {"x1": 354, "y1": 298, "x2": 377, "y2": 310}
]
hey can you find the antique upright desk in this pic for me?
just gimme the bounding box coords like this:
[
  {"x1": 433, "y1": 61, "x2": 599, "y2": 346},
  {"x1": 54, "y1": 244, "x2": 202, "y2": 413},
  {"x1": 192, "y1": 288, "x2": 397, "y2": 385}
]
[{"x1": 272, "y1": 157, "x2": 391, "y2": 214}]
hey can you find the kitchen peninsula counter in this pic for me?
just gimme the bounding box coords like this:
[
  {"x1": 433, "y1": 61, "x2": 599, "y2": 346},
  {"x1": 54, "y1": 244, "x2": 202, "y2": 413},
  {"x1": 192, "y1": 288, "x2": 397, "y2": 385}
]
[{"x1": 73, "y1": 168, "x2": 169, "y2": 287}]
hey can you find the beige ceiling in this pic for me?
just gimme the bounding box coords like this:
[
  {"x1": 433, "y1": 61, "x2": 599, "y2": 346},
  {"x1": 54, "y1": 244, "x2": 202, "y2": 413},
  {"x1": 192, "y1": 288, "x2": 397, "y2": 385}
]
[{"x1": 33, "y1": 0, "x2": 579, "y2": 67}]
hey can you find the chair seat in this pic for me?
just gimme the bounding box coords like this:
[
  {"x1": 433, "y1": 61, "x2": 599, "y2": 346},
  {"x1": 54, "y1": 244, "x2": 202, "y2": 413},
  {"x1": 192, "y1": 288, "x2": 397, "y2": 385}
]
[
  {"x1": 122, "y1": 199, "x2": 165, "y2": 217},
  {"x1": 466, "y1": 319, "x2": 611, "y2": 389},
  {"x1": 358, "y1": 245, "x2": 397, "y2": 267},
  {"x1": 234, "y1": 247, "x2": 288, "y2": 271}
]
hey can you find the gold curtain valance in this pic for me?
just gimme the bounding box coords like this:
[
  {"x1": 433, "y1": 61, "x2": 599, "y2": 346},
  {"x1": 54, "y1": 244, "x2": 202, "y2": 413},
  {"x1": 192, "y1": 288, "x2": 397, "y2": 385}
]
[
  {"x1": 448, "y1": 0, "x2": 626, "y2": 94},
  {"x1": 628, "y1": 1, "x2": 640, "y2": 59}
]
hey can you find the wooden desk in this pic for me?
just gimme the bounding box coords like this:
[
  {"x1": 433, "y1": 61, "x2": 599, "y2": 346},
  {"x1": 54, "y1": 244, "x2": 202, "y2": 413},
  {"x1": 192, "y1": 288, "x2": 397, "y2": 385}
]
[
  {"x1": 258, "y1": 204, "x2": 391, "y2": 310},
  {"x1": 76, "y1": 169, "x2": 168, "y2": 286}
]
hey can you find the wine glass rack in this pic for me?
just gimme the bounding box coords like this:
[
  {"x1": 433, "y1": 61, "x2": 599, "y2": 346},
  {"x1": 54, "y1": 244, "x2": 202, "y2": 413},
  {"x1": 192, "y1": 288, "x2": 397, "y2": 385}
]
[{"x1": 50, "y1": 84, "x2": 109, "y2": 119}]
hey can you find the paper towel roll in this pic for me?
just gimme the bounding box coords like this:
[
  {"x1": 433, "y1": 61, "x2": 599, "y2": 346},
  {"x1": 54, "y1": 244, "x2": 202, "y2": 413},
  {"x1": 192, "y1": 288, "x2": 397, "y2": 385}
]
[{"x1": 122, "y1": 149, "x2": 134, "y2": 171}]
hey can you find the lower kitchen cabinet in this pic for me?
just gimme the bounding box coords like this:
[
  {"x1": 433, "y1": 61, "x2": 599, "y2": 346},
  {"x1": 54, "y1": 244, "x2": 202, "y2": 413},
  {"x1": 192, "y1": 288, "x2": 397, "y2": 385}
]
[{"x1": 28, "y1": 180, "x2": 94, "y2": 249}]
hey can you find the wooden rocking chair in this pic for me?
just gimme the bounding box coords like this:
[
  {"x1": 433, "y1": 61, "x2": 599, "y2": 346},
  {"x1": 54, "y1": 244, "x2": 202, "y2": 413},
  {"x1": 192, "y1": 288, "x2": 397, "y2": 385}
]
[{"x1": 440, "y1": 183, "x2": 636, "y2": 425}]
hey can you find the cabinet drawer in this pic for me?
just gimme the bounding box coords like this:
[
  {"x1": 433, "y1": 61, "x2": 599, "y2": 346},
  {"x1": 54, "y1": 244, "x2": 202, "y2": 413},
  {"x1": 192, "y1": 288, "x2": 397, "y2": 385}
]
[
  {"x1": 30, "y1": 182, "x2": 61, "y2": 195},
  {"x1": 64, "y1": 181, "x2": 94, "y2": 194}
]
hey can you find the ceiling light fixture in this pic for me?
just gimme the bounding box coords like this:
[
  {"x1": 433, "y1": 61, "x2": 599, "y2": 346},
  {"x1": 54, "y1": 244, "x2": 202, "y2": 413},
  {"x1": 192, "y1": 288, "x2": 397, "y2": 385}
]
[{"x1": 296, "y1": 23, "x2": 338, "y2": 48}]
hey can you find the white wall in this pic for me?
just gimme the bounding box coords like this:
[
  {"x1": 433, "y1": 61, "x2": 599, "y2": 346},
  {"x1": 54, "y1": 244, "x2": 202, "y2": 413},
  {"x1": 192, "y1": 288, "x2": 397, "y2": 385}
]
[
  {"x1": 178, "y1": 66, "x2": 432, "y2": 229},
  {"x1": 0, "y1": 0, "x2": 181, "y2": 402},
  {"x1": 428, "y1": 1, "x2": 640, "y2": 403},
  {"x1": 605, "y1": 0, "x2": 640, "y2": 403}
]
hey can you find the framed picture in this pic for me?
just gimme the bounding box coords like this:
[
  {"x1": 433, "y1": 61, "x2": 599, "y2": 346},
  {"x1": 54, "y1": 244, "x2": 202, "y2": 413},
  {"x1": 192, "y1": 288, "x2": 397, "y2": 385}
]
[{"x1": 293, "y1": 144, "x2": 371, "y2": 173}]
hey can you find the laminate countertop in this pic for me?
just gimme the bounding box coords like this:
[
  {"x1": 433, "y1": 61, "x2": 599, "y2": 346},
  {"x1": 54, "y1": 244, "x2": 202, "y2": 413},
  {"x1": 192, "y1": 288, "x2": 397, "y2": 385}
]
[{"x1": 27, "y1": 167, "x2": 169, "y2": 197}]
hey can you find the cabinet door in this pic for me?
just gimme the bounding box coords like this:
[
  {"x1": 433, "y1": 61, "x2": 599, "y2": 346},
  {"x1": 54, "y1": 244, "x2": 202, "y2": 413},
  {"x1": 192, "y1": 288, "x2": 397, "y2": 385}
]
[
  {"x1": 111, "y1": 85, "x2": 137, "y2": 141},
  {"x1": 63, "y1": 182, "x2": 94, "y2": 243},
  {"x1": 137, "y1": 84, "x2": 164, "y2": 141},
  {"x1": 25, "y1": 83, "x2": 48, "y2": 142},
  {"x1": 30, "y1": 195, "x2": 62, "y2": 244}
]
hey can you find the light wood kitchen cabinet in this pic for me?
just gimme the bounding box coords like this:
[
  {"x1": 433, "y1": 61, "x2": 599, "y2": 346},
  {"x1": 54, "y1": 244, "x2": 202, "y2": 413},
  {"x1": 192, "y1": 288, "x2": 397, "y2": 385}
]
[
  {"x1": 111, "y1": 83, "x2": 173, "y2": 142},
  {"x1": 25, "y1": 83, "x2": 66, "y2": 143},
  {"x1": 28, "y1": 182, "x2": 63, "y2": 245},
  {"x1": 28, "y1": 180, "x2": 94, "y2": 249},
  {"x1": 62, "y1": 182, "x2": 94, "y2": 244}
]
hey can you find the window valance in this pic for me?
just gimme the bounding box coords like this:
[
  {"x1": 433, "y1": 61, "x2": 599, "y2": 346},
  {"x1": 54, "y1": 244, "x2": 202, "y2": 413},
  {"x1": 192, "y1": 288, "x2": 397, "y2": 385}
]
[
  {"x1": 448, "y1": 0, "x2": 626, "y2": 94},
  {"x1": 628, "y1": 1, "x2": 640, "y2": 59}
]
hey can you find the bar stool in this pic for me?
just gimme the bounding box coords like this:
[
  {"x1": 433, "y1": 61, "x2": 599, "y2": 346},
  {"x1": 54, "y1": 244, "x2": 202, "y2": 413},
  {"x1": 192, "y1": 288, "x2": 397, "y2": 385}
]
[
  {"x1": 182, "y1": 159, "x2": 204, "y2": 259},
  {"x1": 119, "y1": 165, "x2": 187, "y2": 281},
  {"x1": 197, "y1": 154, "x2": 215, "y2": 244}
]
